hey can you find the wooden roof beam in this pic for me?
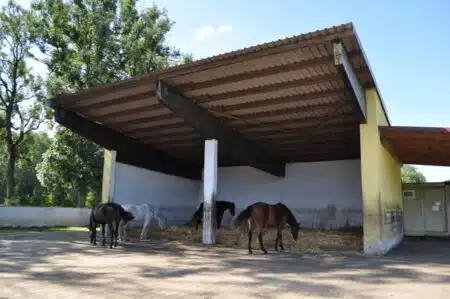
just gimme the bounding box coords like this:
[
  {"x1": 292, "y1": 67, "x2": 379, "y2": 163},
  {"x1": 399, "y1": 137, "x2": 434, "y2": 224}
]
[
  {"x1": 156, "y1": 80, "x2": 286, "y2": 177},
  {"x1": 53, "y1": 108, "x2": 202, "y2": 180},
  {"x1": 333, "y1": 40, "x2": 367, "y2": 122}
]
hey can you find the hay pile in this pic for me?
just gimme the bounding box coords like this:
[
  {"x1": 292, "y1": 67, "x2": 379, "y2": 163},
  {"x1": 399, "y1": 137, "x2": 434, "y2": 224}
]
[{"x1": 125, "y1": 225, "x2": 363, "y2": 253}]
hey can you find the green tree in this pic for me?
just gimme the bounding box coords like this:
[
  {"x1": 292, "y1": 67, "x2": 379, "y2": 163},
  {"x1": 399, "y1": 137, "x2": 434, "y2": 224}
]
[
  {"x1": 14, "y1": 131, "x2": 51, "y2": 206},
  {"x1": 0, "y1": 131, "x2": 51, "y2": 205},
  {"x1": 36, "y1": 126, "x2": 103, "y2": 207},
  {"x1": 401, "y1": 165, "x2": 426, "y2": 183},
  {"x1": 28, "y1": 0, "x2": 189, "y2": 89},
  {"x1": 29, "y1": 0, "x2": 191, "y2": 207},
  {"x1": 0, "y1": 0, "x2": 47, "y2": 200}
]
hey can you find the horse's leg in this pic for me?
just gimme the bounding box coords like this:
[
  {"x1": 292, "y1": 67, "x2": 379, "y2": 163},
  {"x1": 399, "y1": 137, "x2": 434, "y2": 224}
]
[
  {"x1": 101, "y1": 223, "x2": 106, "y2": 246},
  {"x1": 156, "y1": 213, "x2": 166, "y2": 231},
  {"x1": 108, "y1": 222, "x2": 114, "y2": 249},
  {"x1": 278, "y1": 230, "x2": 285, "y2": 251},
  {"x1": 247, "y1": 229, "x2": 253, "y2": 255},
  {"x1": 91, "y1": 225, "x2": 97, "y2": 245},
  {"x1": 114, "y1": 221, "x2": 119, "y2": 247},
  {"x1": 217, "y1": 212, "x2": 223, "y2": 230},
  {"x1": 140, "y1": 209, "x2": 151, "y2": 240},
  {"x1": 274, "y1": 232, "x2": 279, "y2": 251},
  {"x1": 258, "y1": 231, "x2": 268, "y2": 254},
  {"x1": 121, "y1": 222, "x2": 129, "y2": 242},
  {"x1": 118, "y1": 223, "x2": 123, "y2": 242}
]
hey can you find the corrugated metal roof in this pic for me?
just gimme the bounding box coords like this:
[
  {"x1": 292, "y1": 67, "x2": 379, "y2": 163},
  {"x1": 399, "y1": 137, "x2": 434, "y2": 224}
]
[
  {"x1": 50, "y1": 22, "x2": 385, "y2": 166},
  {"x1": 380, "y1": 126, "x2": 450, "y2": 166}
]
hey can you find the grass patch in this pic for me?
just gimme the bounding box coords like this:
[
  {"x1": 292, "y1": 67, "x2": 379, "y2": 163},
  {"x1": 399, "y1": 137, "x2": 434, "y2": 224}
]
[{"x1": 0, "y1": 226, "x2": 88, "y2": 232}]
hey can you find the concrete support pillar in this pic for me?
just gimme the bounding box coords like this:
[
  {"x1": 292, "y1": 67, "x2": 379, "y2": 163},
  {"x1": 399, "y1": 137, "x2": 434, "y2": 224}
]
[
  {"x1": 202, "y1": 139, "x2": 218, "y2": 245},
  {"x1": 102, "y1": 149, "x2": 117, "y2": 203},
  {"x1": 102, "y1": 149, "x2": 117, "y2": 240},
  {"x1": 360, "y1": 88, "x2": 403, "y2": 256},
  {"x1": 198, "y1": 168, "x2": 204, "y2": 205}
]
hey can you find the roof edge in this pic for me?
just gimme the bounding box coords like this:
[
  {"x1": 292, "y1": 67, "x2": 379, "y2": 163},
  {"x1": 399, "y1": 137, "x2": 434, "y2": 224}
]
[
  {"x1": 52, "y1": 22, "x2": 356, "y2": 102},
  {"x1": 379, "y1": 125, "x2": 450, "y2": 133},
  {"x1": 350, "y1": 25, "x2": 392, "y2": 126}
]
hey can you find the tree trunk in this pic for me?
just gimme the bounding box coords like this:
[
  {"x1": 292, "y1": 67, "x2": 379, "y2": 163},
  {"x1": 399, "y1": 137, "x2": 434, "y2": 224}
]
[
  {"x1": 75, "y1": 183, "x2": 86, "y2": 208},
  {"x1": 6, "y1": 143, "x2": 16, "y2": 199}
]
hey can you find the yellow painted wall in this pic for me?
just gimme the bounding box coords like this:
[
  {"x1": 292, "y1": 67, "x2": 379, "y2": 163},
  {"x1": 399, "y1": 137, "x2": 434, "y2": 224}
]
[{"x1": 360, "y1": 88, "x2": 403, "y2": 255}]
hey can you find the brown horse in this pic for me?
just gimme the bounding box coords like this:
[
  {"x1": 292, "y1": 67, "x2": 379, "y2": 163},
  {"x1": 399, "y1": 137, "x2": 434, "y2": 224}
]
[
  {"x1": 234, "y1": 202, "x2": 299, "y2": 254},
  {"x1": 89, "y1": 202, "x2": 135, "y2": 249}
]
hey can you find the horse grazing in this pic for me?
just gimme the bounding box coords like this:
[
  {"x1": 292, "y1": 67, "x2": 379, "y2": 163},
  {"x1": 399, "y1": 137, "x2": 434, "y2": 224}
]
[
  {"x1": 89, "y1": 202, "x2": 135, "y2": 249},
  {"x1": 191, "y1": 200, "x2": 236, "y2": 230},
  {"x1": 234, "y1": 202, "x2": 299, "y2": 254},
  {"x1": 118, "y1": 203, "x2": 166, "y2": 241}
]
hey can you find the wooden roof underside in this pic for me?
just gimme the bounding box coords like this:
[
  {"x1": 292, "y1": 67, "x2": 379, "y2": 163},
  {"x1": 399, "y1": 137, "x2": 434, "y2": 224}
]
[
  {"x1": 50, "y1": 23, "x2": 381, "y2": 179},
  {"x1": 380, "y1": 126, "x2": 450, "y2": 166}
]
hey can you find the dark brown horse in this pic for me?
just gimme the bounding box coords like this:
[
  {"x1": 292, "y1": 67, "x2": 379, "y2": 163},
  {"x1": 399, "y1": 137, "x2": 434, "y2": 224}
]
[
  {"x1": 191, "y1": 200, "x2": 236, "y2": 230},
  {"x1": 234, "y1": 202, "x2": 299, "y2": 254},
  {"x1": 89, "y1": 202, "x2": 135, "y2": 248}
]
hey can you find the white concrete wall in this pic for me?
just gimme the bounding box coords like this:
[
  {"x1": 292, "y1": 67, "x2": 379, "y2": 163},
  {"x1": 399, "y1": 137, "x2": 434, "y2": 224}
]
[
  {"x1": 113, "y1": 162, "x2": 201, "y2": 226},
  {"x1": 0, "y1": 207, "x2": 91, "y2": 227},
  {"x1": 112, "y1": 159, "x2": 362, "y2": 229},
  {"x1": 217, "y1": 159, "x2": 363, "y2": 229}
]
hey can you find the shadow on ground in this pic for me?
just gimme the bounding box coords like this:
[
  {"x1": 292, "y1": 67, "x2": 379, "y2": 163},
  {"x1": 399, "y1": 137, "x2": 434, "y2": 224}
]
[{"x1": 1, "y1": 231, "x2": 450, "y2": 299}]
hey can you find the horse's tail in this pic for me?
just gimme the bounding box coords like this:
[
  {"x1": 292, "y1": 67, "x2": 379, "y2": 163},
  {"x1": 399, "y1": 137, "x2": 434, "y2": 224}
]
[
  {"x1": 88, "y1": 209, "x2": 95, "y2": 231},
  {"x1": 234, "y1": 205, "x2": 252, "y2": 226}
]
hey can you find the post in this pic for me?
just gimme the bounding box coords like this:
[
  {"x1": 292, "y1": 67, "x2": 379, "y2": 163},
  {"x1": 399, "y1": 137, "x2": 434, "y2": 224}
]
[
  {"x1": 198, "y1": 168, "x2": 204, "y2": 205},
  {"x1": 203, "y1": 139, "x2": 218, "y2": 245},
  {"x1": 102, "y1": 149, "x2": 117, "y2": 203},
  {"x1": 102, "y1": 149, "x2": 116, "y2": 242}
]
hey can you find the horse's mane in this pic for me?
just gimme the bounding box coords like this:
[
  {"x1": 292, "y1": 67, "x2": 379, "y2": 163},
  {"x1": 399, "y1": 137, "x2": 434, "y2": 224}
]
[{"x1": 277, "y1": 203, "x2": 298, "y2": 226}]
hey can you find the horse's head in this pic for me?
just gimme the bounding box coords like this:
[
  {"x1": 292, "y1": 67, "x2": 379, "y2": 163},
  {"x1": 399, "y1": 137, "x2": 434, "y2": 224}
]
[
  {"x1": 229, "y1": 202, "x2": 236, "y2": 217},
  {"x1": 290, "y1": 222, "x2": 300, "y2": 241},
  {"x1": 122, "y1": 211, "x2": 135, "y2": 224}
]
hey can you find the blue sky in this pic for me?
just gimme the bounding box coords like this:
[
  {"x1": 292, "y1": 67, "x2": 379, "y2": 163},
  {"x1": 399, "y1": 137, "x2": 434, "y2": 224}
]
[{"x1": 5, "y1": 0, "x2": 450, "y2": 181}]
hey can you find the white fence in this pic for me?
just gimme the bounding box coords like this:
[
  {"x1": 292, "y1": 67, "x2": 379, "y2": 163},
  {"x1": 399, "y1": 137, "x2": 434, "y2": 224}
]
[{"x1": 0, "y1": 206, "x2": 91, "y2": 227}]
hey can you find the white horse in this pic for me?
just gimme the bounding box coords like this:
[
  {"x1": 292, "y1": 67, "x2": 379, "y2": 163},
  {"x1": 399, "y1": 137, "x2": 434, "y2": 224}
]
[{"x1": 118, "y1": 203, "x2": 166, "y2": 241}]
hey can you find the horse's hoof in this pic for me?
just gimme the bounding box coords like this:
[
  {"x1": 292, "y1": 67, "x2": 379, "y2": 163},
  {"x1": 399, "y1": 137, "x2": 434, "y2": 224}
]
[{"x1": 263, "y1": 251, "x2": 268, "y2": 254}]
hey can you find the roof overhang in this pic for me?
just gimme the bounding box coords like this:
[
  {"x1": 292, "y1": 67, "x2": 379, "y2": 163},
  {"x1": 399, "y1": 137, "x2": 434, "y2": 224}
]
[
  {"x1": 47, "y1": 22, "x2": 383, "y2": 178},
  {"x1": 380, "y1": 126, "x2": 450, "y2": 166}
]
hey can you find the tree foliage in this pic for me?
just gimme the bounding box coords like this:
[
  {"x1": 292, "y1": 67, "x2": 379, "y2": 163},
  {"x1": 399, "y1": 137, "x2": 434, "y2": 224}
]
[
  {"x1": 0, "y1": 0, "x2": 47, "y2": 200},
  {"x1": 0, "y1": 131, "x2": 50, "y2": 205},
  {"x1": 28, "y1": 0, "x2": 189, "y2": 91},
  {"x1": 401, "y1": 165, "x2": 427, "y2": 183},
  {"x1": 24, "y1": 0, "x2": 191, "y2": 207},
  {"x1": 0, "y1": 0, "x2": 191, "y2": 207},
  {"x1": 36, "y1": 127, "x2": 103, "y2": 207}
]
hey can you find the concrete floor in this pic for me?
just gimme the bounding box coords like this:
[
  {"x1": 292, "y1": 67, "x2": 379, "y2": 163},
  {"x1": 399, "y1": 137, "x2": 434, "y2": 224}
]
[{"x1": 1, "y1": 232, "x2": 450, "y2": 299}]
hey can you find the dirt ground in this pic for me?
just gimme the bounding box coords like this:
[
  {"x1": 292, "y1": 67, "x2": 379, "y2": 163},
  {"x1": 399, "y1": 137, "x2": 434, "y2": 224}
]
[{"x1": 1, "y1": 232, "x2": 450, "y2": 299}]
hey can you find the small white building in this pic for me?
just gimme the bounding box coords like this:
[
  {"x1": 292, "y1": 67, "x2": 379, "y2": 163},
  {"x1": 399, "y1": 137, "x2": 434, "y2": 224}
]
[{"x1": 403, "y1": 182, "x2": 450, "y2": 237}]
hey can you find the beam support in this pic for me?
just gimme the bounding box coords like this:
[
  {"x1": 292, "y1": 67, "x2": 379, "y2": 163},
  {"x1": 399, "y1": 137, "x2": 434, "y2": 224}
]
[
  {"x1": 101, "y1": 149, "x2": 117, "y2": 203},
  {"x1": 156, "y1": 80, "x2": 286, "y2": 177},
  {"x1": 202, "y1": 139, "x2": 218, "y2": 245},
  {"x1": 54, "y1": 108, "x2": 201, "y2": 180},
  {"x1": 379, "y1": 135, "x2": 403, "y2": 166},
  {"x1": 333, "y1": 40, "x2": 367, "y2": 122}
]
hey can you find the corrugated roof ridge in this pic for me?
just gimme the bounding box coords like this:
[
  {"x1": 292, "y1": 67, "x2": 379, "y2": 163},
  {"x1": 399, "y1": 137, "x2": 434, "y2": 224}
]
[
  {"x1": 53, "y1": 22, "x2": 355, "y2": 104},
  {"x1": 157, "y1": 22, "x2": 354, "y2": 75}
]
